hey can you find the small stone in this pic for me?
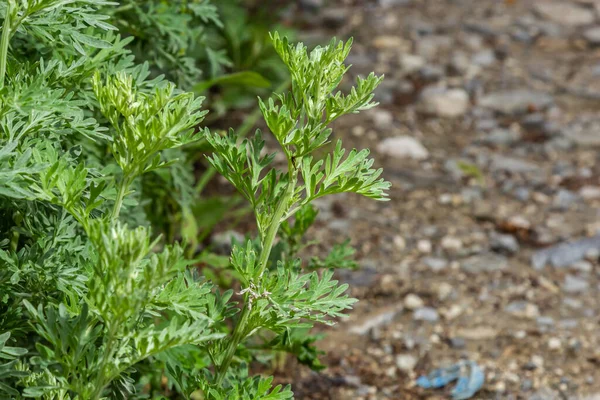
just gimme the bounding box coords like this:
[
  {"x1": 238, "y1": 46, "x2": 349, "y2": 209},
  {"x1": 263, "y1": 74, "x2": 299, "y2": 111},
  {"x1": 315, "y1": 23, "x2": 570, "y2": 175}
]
[
  {"x1": 211, "y1": 230, "x2": 245, "y2": 253},
  {"x1": 505, "y1": 301, "x2": 540, "y2": 319},
  {"x1": 437, "y1": 282, "x2": 454, "y2": 301},
  {"x1": 413, "y1": 307, "x2": 439, "y2": 322},
  {"x1": 371, "y1": 109, "x2": 394, "y2": 128},
  {"x1": 548, "y1": 337, "x2": 562, "y2": 350},
  {"x1": 395, "y1": 354, "x2": 418, "y2": 372},
  {"x1": 563, "y1": 274, "x2": 589, "y2": 293},
  {"x1": 377, "y1": 136, "x2": 429, "y2": 160},
  {"x1": 531, "y1": 355, "x2": 545, "y2": 369},
  {"x1": 521, "y1": 379, "x2": 534, "y2": 391},
  {"x1": 580, "y1": 186, "x2": 600, "y2": 200},
  {"x1": 441, "y1": 236, "x2": 463, "y2": 252},
  {"x1": 570, "y1": 260, "x2": 592, "y2": 272},
  {"x1": 472, "y1": 50, "x2": 496, "y2": 66},
  {"x1": 456, "y1": 326, "x2": 497, "y2": 340},
  {"x1": 450, "y1": 337, "x2": 466, "y2": 349},
  {"x1": 534, "y1": 2, "x2": 595, "y2": 27},
  {"x1": 393, "y1": 235, "x2": 407, "y2": 250},
  {"x1": 423, "y1": 257, "x2": 448, "y2": 271},
  {"x1": 553, "y1": 189, "x2": 579, "y2": 210},
  {"x1": 399, "y1": 54, "x2": 425, "y2": 74},
  {"x1": 321, "y1": 8, "x2": 349, "y2": 28},
  {"x1": 489, "y1": 154, "x2": 540, "y2": 173},
  {"x1": 417, "y1": 239, "x2": 433, "y2": 254},
  {"x1": 462, "y1": 253, "x2": 508, "y2": 273},
  {"x1": 480, "y1": 90, "x2": 554, "y2": 116},
  {"x1": 299, "y1": 0, "x2": 323, "y2": 12},
  {"x1": 417, "y1": 87, "x2": 470, "y2": 118},
  {"x1": 480, "y1": 128, "x2": 521, "y2": 146},
  {"x1": 404, "y1": 294, "x2": 424, "y2": 310},
  {"x1": 490, "y1": 232, "x2": 520, "y2": 255},
  {"x1": 584, "y1": 26, "x2": 600, "y2": 46},
  {"x1": 537, "y1": 316, "x2": 555, "y2": 327}
]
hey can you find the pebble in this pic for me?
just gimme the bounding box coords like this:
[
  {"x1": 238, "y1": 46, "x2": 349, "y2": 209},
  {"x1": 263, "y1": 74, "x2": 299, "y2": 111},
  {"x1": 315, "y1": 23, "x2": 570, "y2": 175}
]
[
  {"x1": 403, "y1": 293, "x2": 424, "y2": 310},
  {"x1": 449, "y1": 337, "x2": 466, "y2": 349},
  {"x1": 580, "y1": 186, "x2": 600, "y2": 200},
  {"x1": 321, "y1": 8, "x2": 349, "y2": 28},
  {"x1": 532, "y1": 233, "x2": 600, "y2": 269},
  {"x1": 505, "y1": 301, "x2": 540, "y2": 319},
  {"x1": 371, "y1": 109, "x2": 394, "y2": 128},
  {"x1": 490, "y1": 232, "x2": 520, "y2": 255},
  {"x1": 480, "y1": 128, "x2": 521, "y2": 146},
  {"x1": 377, "y1": 136, "x2": 429, "y2": 160},
  {"x1": 563, "y1": 274, "x2": 589, "y2": 293},
  {"x1": 534, "y1": 2, "x2": 595, "y2": 27},
  {"x1": 413, "y1": 307, "x2": 439, "y2": 322},
  {"x1": 479, "y1": 90, "x2": 554, "y2": 116},
  {"x1": 417, "y1": 239, "x2": 433, "y2": 254},
  {"x1": 417, "y1": 87, "x2": 470, "y2": 118},
  {"x1": 399, "y1": 53, "x2": 425, "y2": 74},
  {"x1": 395, "y1": 354, "x2": 418, "y2": 372},
  {"x1": 422, "y1": 256, "x2": 448, "y2": 271},
  {"x1": 461, "y1": 253, "x2": 508, "y2": 273},
  {"x1": 211, "y1": 230, "x2": 245, "y2": 253},
  {"x1": 584, "y1": 26, "x2": 600, "y2": 46},
  {"x1": 441, "y1": 236, "x2": 463, "y2": 252},
  {"x1": 548, "y1": 337, "x2": 562, "y2": 350}
]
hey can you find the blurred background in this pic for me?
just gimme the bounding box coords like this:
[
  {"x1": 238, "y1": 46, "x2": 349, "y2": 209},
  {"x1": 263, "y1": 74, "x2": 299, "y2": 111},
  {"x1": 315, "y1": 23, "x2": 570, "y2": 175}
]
[
  {"x1": 225, "y1": 0, "x2": 600, "y2": 399},
  {"x1": 133, "y1": 0, "x2": 600, "y2": 398}
]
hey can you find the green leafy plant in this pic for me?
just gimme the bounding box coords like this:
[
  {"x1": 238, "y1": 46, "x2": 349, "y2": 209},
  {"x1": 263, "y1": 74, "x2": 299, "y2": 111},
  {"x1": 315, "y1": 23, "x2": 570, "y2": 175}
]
[{"x1": 0, "y1": 1, "x2": 388, "y2": 398}]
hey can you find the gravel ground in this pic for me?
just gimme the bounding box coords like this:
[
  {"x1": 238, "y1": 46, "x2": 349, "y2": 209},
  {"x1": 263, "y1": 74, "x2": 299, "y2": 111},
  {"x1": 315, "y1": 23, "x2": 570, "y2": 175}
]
[{"x1": 255, "y1": 0, "x2": 600, "y2": 399}]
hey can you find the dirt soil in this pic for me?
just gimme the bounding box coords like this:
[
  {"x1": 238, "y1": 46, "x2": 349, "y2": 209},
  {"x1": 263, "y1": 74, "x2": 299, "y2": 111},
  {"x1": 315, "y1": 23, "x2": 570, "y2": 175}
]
[{"x1": 262, "y1": 0, "x2": 600, "y2": 399}]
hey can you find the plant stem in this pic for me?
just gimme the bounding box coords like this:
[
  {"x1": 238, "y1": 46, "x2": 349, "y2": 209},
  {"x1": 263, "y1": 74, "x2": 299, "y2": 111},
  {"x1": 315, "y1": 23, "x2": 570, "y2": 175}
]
[
  {"x1": 0, "y1": 4, "x2": 13, "y2": 90},
  {"x1": 111, "y1": 175, "x2": 131, "y2": 223},
  {"x1": 215, "y1": 175, "x2": 296, "y2": 385}
]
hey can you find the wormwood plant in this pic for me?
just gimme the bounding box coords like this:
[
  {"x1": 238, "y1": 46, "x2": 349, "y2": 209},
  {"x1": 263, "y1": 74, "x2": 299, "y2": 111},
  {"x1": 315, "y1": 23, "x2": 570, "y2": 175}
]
[{"x1": 0, "y1": 1, "x2": 389, "y2": 398}]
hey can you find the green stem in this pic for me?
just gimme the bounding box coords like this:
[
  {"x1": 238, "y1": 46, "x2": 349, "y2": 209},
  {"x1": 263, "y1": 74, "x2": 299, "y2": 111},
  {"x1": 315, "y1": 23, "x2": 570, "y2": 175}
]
[
  {"x1": 215, "y1": 301, "x2": 250, "y2": 385},
  {"x1": 111, "y1": 174, "x2": 132, "y2": 223},
  {"x1": 214, "y1": 174, "x2": 296, "y2": 385},
  {"x1": 0, "y1": 3, "x2": 13, "y2": 90}
]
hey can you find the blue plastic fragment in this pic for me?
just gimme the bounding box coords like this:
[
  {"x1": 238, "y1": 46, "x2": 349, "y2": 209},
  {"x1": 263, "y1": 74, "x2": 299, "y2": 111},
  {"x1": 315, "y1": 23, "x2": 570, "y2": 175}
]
[{"x1": 416, "y1": 360, "x2": 484, "y2": 400}]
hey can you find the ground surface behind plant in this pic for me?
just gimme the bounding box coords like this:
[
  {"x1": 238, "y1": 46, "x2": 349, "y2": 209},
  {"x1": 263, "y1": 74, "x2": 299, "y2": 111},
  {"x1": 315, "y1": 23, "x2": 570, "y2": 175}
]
[{"x1": 249, "y1": 0, "x2": 600, "y2": 398}]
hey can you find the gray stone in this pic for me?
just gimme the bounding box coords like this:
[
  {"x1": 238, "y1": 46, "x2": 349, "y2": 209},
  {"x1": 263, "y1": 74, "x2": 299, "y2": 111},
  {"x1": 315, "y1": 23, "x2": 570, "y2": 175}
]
[
  {"x1": 480, "y1": 90, "x2": 554, "y2": 116},
  {"x1": 423, "y1": 257, "x2": 448, "y2": 271},
  {"x1": 563, "y1": 274, "x2": 589, "y2": 293},
  {"x1": 299, "y1": 0, "x2": 323, "y2": 12},
  {"x1": 489, "y1": 154, "x2": 540, "y2": 174},
  {"x1": 321, "y1": 8, "x2": 349, "y2": 28},
  {"x1": 505, "y1": 301, "x2": 540, "y2": 319},
  {"x1": 563, "y1": 117, "x2": 600, "y2": 146},
  {"x1": 531, "y1": 234, "x2": 600, "y2": 269},
  {"x1": 472, "y1": 50, "x2": 496, "y2": 66},
  {"x1": 413, "y1": 307, "x2": 439, "y2": 322},
  {"x1": 395, "y1": 354, "x2": 418, "y2": 372},
  {"x1": 480, "y1": 128, "x2": 521, "y2": 146},
  {"x1": 491, "y1": 232, "x2": 520, "y2": 255},
  {"x1": 553, "y1": 189, "x2": 580, "y2": 210},
  {"x1": 584, "y1": 26, "x2": 600, "y2": 45},
  {"x1": 537, "y1": 316, "x2": 555, "y2": 327},
  {"x1": 534, "y1": 3, "x2": 595, "y2": 27},
  {"x1": 399, "y1": 54, "x2": 425, "y2": 74},
  {"x1": 462, "y1": 253, "x2": 508, "y2": 273},
  {"x1": 211, "y1": 230, "x2": 245, "y2": 253},
  {"x1": 418, "y1": 87, "x2": 470, "y2": 118},
  {"x1": 377, "y1": 136, "x2": 429, "y2": 160},
  {"x1": 449, "y1": 337, "x2": 466, "y2": 349}
]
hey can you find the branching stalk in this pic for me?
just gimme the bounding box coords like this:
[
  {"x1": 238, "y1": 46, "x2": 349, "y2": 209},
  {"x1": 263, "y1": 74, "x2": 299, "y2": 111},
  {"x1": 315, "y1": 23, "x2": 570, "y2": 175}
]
[{"x1": 215, "y1": 173, "x2": 296, "y2": 385}]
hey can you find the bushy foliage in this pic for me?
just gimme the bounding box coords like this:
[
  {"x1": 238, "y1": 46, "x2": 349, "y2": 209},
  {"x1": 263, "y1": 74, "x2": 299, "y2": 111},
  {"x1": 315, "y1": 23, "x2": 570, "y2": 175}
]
[{"x1": 0, "y1": 1, "x2": 388, "y2": 398}]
